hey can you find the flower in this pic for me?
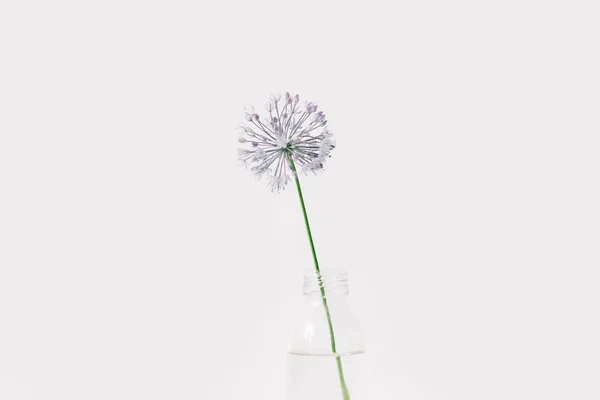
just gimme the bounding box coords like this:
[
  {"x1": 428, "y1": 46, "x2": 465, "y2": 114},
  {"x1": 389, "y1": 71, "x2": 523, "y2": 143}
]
[{"x1": 237, "y1": 92, "x2": 335, "y2": 192}]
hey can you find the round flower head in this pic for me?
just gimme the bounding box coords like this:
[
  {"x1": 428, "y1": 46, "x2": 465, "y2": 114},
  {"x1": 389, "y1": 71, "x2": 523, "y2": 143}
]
[{"x1": 237, "y1": 92, "x2": 335, "y2": 192}]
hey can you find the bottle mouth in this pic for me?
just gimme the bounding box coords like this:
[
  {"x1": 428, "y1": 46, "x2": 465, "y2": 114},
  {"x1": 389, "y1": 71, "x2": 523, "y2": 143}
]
[{"x1": 303, "y1": 269, "x2": 349, "y2": 297}]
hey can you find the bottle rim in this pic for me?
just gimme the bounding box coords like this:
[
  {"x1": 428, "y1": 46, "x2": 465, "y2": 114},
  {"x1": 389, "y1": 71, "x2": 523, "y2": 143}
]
[{"x1": 303, "y1": 269, "x2": 349, "y2": 297}]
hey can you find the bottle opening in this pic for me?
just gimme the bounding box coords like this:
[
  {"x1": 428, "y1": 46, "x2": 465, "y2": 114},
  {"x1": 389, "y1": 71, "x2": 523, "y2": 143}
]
[{"x1": 303, "y1": 269, "x2": 349, "y2": 298}]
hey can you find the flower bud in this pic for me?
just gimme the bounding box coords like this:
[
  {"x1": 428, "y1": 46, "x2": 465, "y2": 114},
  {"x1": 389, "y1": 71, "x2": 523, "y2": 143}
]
[{"x1": 305, "y1": 101, "x2": 318, "y2": 113}]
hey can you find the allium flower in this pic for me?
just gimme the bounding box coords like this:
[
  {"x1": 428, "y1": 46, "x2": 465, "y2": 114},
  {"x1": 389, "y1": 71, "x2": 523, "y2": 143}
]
[{"x1": 237, "y1": 92, "x2": 335, "y2": 192}]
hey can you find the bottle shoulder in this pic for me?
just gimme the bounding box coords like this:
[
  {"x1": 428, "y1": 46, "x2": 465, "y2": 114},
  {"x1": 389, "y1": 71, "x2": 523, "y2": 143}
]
[{"x1": 289, "y1": 298, "x2": 364, "y2": 355}]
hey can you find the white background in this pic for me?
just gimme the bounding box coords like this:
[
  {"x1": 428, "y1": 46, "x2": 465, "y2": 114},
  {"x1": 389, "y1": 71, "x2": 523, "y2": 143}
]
[{"x1": 1, "y1": 1, "x2": 599, "y2": 399}]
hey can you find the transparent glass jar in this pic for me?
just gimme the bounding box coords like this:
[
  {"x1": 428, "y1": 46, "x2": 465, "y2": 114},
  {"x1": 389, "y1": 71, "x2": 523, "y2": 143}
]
[{"x1": 287, "y1": 269, "x2": 366, "y2": 400}]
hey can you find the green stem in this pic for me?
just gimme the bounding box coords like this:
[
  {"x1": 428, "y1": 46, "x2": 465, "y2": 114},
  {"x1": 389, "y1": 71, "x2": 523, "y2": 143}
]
[{"x1": 289, "y1": 157, "x2": 351, "y2": 400}]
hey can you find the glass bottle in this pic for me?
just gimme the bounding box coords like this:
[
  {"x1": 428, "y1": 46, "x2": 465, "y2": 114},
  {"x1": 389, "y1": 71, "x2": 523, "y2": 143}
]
[{"x1": 287, "y1": 269, "x2": 366, "y2": 400}]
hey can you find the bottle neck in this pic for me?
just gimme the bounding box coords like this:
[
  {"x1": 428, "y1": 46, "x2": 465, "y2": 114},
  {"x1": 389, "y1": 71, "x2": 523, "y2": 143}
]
[{"x1": 303, "y1": 269, "x2": 349, "y2": 299}]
